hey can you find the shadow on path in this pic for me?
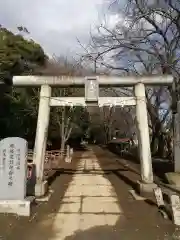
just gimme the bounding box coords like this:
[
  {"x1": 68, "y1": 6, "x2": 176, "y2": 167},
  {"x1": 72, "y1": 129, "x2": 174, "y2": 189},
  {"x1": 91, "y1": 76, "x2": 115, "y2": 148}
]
[
  {"x1": 65, "y1": 146, "x2": 175, "y2": 240},
  {"x1": 0, "y1": 146, "x2": 176, "y2": 240},
  {"x1": 0, "y1": 151, "x2": 84, "y2": 240},
  {"x1": 109, "y1": 145, "x2": 173, "y2": 183}
]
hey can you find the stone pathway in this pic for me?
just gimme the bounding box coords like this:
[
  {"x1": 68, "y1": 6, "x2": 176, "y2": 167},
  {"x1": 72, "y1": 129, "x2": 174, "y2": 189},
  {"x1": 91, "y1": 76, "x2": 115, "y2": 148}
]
[
  {"x1": 0, "y1": 146, "x2": 176, "y2": 239},
  {"x1": 49, "y1": 149, "x2": 124, "y2": 239}
]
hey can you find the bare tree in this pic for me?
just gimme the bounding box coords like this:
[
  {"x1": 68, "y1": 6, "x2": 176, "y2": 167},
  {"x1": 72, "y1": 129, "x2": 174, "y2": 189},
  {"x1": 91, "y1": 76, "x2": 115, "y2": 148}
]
[
  {"x1": 80, "y1": 0, "x2": 180, "y2": 157},
  {"x1": 100, "y1": 105, "x2": 134, "y2": 143},
  {"x1": 36, "y1": 57, "x2": 90, "y2": 155}
]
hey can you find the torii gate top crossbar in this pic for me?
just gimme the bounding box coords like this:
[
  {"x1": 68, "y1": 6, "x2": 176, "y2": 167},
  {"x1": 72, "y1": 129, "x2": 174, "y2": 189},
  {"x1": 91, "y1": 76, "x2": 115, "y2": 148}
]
[{"x1": 12, "y1": 75, "x2": 173, "y2": 87}]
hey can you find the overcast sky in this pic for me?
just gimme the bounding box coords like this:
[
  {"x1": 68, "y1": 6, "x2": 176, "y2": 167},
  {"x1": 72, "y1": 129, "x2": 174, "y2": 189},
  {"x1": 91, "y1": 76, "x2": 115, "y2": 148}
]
[{"x1": 0, "y1": 0, "x2": 107, "y2": 57}]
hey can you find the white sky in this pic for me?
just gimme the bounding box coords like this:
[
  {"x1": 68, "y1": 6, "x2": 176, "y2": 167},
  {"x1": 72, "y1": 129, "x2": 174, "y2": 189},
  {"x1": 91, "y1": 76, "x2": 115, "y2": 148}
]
[{"x1": 0, "y1": 0, "x2": 105, "y2": 56}]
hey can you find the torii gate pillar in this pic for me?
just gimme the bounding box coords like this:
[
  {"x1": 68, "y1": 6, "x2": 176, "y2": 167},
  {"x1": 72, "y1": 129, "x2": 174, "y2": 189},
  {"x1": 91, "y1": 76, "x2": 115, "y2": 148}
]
[
  {"x1": 134, "y1": 83, "x2": 156, "y2": 197},
  {"x1": 33, "y1": 85, "x2": 51, "y2": 197}
]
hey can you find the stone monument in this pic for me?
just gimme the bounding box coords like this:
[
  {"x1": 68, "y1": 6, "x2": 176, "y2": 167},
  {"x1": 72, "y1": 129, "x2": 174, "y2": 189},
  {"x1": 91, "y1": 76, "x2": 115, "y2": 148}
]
[{"x1": 0, "y1": 137, "x2": 33, "y2": 216}]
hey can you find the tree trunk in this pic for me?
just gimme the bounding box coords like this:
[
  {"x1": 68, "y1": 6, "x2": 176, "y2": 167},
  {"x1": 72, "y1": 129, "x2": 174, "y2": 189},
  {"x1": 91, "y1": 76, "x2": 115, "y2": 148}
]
[
  {"x1": 151, "y1": 133, "x2": 158, "y2": 155},
  {"x1": 157, "y1": 134, "x2": 164, "y2": 157},
  {"x1": 60, "y1": 107, "x2": 65, "y2": 159},
  {"x1": 60, "y1": 106, "x2": 73, "y2": 159}
]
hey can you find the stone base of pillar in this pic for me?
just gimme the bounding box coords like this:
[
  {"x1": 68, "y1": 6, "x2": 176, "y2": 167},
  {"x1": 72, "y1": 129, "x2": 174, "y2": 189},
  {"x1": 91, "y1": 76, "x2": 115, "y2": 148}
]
[
  {"x1": 137, "y1": 180, "x2": 157, "y2": 200},
  {"x1": 35, "y1": 180, "x2": 48, "y2": 197},
  {"x1": 0, "y1": 197, "x2": 35, "y2": 216}
]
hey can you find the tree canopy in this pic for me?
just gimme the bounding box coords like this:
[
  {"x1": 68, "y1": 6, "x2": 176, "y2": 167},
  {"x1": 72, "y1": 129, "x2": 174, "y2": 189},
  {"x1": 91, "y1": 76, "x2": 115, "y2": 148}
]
[
  {"x1": 0, "y1": 26, "x2": 90, "y2": 150},
  {"x1": 0, "y1": 26, "x2": 46, "y2": 83},
  {"x1": 80, "y1": 0, "x2": 179, "y2": 157},
  {"x1": 0, "y1": 27, "x2": 47, "y2": 140}
]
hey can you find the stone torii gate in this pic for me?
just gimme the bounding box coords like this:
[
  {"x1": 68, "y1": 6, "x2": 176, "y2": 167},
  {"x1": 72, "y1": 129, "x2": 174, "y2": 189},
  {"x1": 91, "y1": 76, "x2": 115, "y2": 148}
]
[{"x1": 12, "y1": 75, "x2": 173, "y2": 197}]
